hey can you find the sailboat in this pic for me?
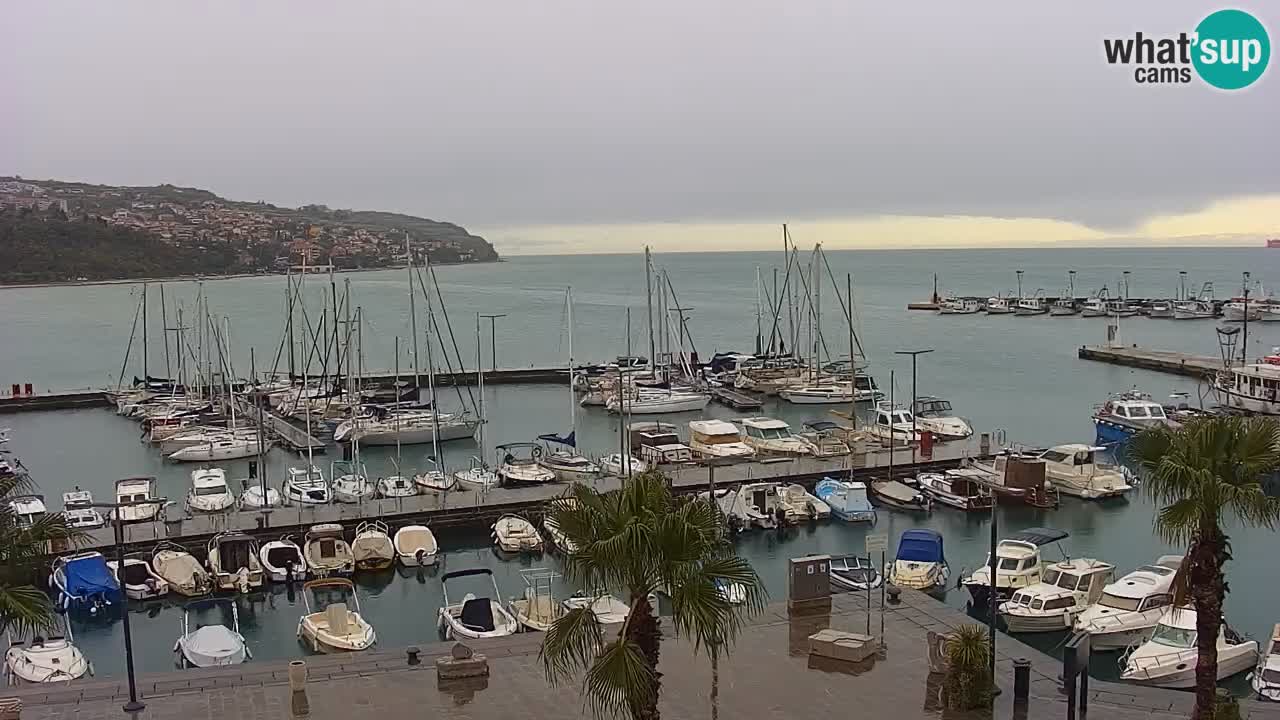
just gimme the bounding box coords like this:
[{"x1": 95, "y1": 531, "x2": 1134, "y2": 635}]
[
  {"x1": 453, "y1": 315, "x2": 501, "y2": 490},
  {"x1": 538, "y1": 289, "x2": 600, "y2": 483}
]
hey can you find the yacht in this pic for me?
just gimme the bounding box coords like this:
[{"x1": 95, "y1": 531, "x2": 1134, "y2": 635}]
[
  {"x1": 206, "y1": 532, "x2": 264, "y2": 593},
  {"x1": 50, "y1": 552, "x2": 120, "y2": 615},
  {"x1": 885, "y1": 529, "x2": 949, "y2": 592},
  {"x1": 938, "y1": 298, "x2": 982, "y2": 315},
  {"x1": 107, "y1": 553, "x2": 169, "y2": 600},
  {"x1": 437, "y1": 568, "x2": 520, "y2": 640},
  {"x1": 496, "y1": 443, "x2": 557, "y2": 486},
  {"x1": 260, "y1": 536, "x2": 308, "y2": 582},
  {"x1": 1073, "y1": 556, "x2": 1182, "y2": 650},
  {"x1": 536, "y1": 441, "x2": 600, "y2": 483},
  {"x1": 376, "y1": 475, "x2": 417, "y2": 498},
  {"x1": 3, "y1": 618, "x2": 91, "y2": 684},
  {"x1": 60, "y1": 490, "x2": 106, "y2": 530},
  {"x1": 961, "y1": 527, "x2": 1070, "y2": 607},
  {"x1": 739, "y1": 417, "x2": 813, "y2": 457},
  {"x1": 393, "y1": 525, "x2": 438, "y2": 567},
  {"x1": 1253, "y1": 624, "x2": 1280, "y2": 702},
  {"x1": 912, "y1": 397, "x2": 973, "y2": 440},
  {"x1": 1014, "y1": 293, "x2": 1049, "y2": 316},
  {"x1": 152, "y1": 542, "x2": 214, "y2": 596},
  {"x1": 773, "y1": 483, "x2": 830, "y2": 522},
  {"x1": 298, "y1": 579, "x2": 377, "y2": 653},
  {"x1": 283, "y1": 465, "x2": 331, "y2": 505},
  {"x1": 7, "y1": 495, "x2": 46, "y2": 529},
  {"x1": 1121, "y1": 608, "x2": 1259, "y2": 688},
  {"x1": 1092, "y1": 391, "x2": 1178, "y2": 445},
  {"x1": 304, "y1": 523, "x2": 355, "y2": 577},
  {"x1": 175, "y1": 600, "x2": 250, "y2": 668},
  {"x1": 916, "y1": 469, "x2": 994, "y2": 511},
  {"x1": 985, "y1": 296, "x2": 1014, "y2": 315},
  {"x1": 829, "y1": 555, "x2": 882, "y2": 592},
  {"x1": 332, "y1": 410, "x2": 479, "y2": 445},
  {"x1": 779, "y1": 381, "x2": 859, "y2": 405},
  {"x1": 1036, "y1": 444, "x2": 1132, "y2": 499},
  {"x1": 599, "y1": 453, "x2": 649, "y2": 477},
  {"x1": 606, "y1": 388, "x2": 710, "y2": 415},
  {"x1": 688, "y1": 420, "x2": 754, "y2": 459},
  {"x1": 185, "y1": 468, "x2": 235, "y2": 513},
  {"x1": 866, "y1": 403, "x2": 921, "y2": 446},
  {"x1": 331, "y1": 460, "x2": 374, "y2": 503},
  {"x1": 351, "y1": 521, "x2": 395, "y2": 571},
  {"x1": 1215, "y1": 361, "x2": 1280, "y2": 415},
  {"x1": 113, "y1": 477, "x2": 163, "y2": 523},
  {"x1": 492, "y1": 514, "x2": 544, "y2": 553},
  {"x1": 814, "y1": 479, "x2": 876, "y2": 522},
  {"x1": 999, "y1": 558, "x2": 1115, "y2": 633},
  {"x1": 454, "y1": 456, "x2": 501, "y2": 489},
  {"x1": 167, "y1": 436, "x2": 266, "y2": 463}
]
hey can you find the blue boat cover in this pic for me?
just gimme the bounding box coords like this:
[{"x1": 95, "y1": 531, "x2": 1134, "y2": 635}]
[
  {"x1": 896, "y1": 529, "x2": 945, "y2": 563},
  {"x1": 64, "y1": 555, "x2": 120, "y2": 600},
  {"x1": 537, "y1": 430, "x2": 576, "y2": 448}
]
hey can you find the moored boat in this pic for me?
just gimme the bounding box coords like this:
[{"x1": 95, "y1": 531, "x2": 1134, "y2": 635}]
[
  {"x1": 1121, "y1": 608, "x2": 1258, "y2": 688},
  {"x1": 260, "y1": 536, "x2": 308, "y2": 582},
  {"x1": 393, "y1": 525, "x2": 438, "y2": 567},
  {"x1": 304, "y1": 523, "x2": 355, "y2": 577},
  {"x1": 3, "y1": 618, "x2": 91, "y2": 684},
  {"x1": 351, "y1": 521, "x2": 395, "y2": 571},
  {"x1": 960, "y1": 527, "x2": 1069, "y2": 608},
  {"x1": 885, "y1": 529, "x2": 948, "y2": 592},
  {"x1": 1073, "y1": 556, "x2": 1182, "y2": 651},
  {"x1": 175, "y1": 599, "x2": 250, "y2": 668},
  {"x1": 999, "y1": 558, "x2": 1115, "y2": 633},
  {"x1": 437, "y1": 568, "x2": 520, "y2": 640},
  {"x1": 297, "y1": 578, "x2": 376, "y2": 653},
  {"x1": 814, "y1": 478, "x2": 876, "y2": 523},
  {"x1": 153, "y1": 542, "x2": 214, "y2": 597}
]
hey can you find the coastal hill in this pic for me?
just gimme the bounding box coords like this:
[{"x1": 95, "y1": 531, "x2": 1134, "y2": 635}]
[{"x1": 0, "y1": 177, "x2": 499, "y2": 284}]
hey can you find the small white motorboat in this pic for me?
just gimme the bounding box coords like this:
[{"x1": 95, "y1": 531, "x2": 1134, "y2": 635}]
[
  {"x1": 438, "y1": 568, "x2": 520, "y2": 640},
  {"x1": 186, "y1": 467, "x2": 235, "y2": 513},
  {"x1": 377, "y1": 475, "x2": 418, "y2": 499},
  {"x1": 739, "y1": 417, "x2": 814, "y2": 457},
  {"x1": 496, "y1": 443, "x2": 558, "y2": 486},
  {"x1": 885, "y1": 529, "x2": 949, "y2": 592},
  {"x1": 564, "y1": 592, "x2": 631, "y2": 625},
  {"x1": 492, "y1": 514, "x2": 544, "y2": 553},
  {"x1": 773, "y1": 483, "x2": 830, "y2": 522},
  {"x1": 866, "y1": 403, "x2": 921, "y2": 446},
  {"x1": 961, "y1": 527, "x2": 1070, "y2": 608},
  {"x1": 509, "y1": 569, "x2": 564, "y2": 632},
  {"x1": 113, "y1": 477, "x2": 163, "y2": 523},
  {"x1": 912, "y1": 396, "x2": 973, "y2": 440},
  {"x1": 153, "y1": 542, "x2": 214, "y2": 597},
  {"x1": 688, "y1": 419, "x2": 755, "y2": 459},
  {"x1": 207, "y1": 532, "x2": 265, "y2": 593},
  {"x1": 725, "y1": 482, "x2": 784, "y2": 529},
  {"x1": 1036, "y1": 445, "x2": 1132, "y2": 499},
  {"x1": 304, "y1": 523, "x2": 354, "y2": 577},
  {"x1": 453, "y1": 457, "x2": 500, "y2": 489},
  {"x1": 175, "y1": 600, "x2": 250, "y2": 668},
  {"x1": 393, "y1": 525, "x2": 438, "y2": 567},
  {"x1": 916, "y1": 469, "x2": 996, "y2": 512},
  {"x1": 1074, "y1": 556, "x2": 1182, "y2": 650},
  {"x1": 351, "y1": 521, "x2": 395, "y2": 571},
  {"x1": 107, "y1": 553, "x2": 169, "y2": 600},
  {"x1": 814, "y1": 479, "x2": 877, "y2": 523},
  {"x1": 829, "y1": 554, "x2": 883, "y2": 592},
  {"x1": 1252, "y1": 623, "x2": 1280, "y2": 702},
  {"x1": 999, "y1": 558, "x2": 1115, "y2": 633},
  {"x1": 4, "y1": 618, "x2": 92, "y2": 684},
  {"x1": 297, "y1": 579, "x2": 376, "y2": 653},
  {"x1": 260, "y1": 536, "x2": 308, "y2": 583},
  {"x1": 939, "y1": 298, "x2": 982, "y2": 314},
  {"x1": 1121, "y1": 607, "x2": 1259, "y2": 688},
  {"x1": 599, "y1": 453, "x2": 649, "y2": 477},
  {"x1": 283, "y1": 465, "x2": 331, "y2": 505},
  {"x1": 60, "y1": 489, "x2": 106, "y2": 530}
]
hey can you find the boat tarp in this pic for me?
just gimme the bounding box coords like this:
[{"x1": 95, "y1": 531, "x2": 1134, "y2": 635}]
[
  {"x1": 395, "y1": 528, "x2": 436, "y2": 554},
  {"x1": 896, "y1": 529, "x2": 945, "y2": 563},
  {"x1": 352, "y1": 534, "x2": 394, "y2": 563},
  {"x1": 876, "y1": 480, "x2": 920, "y2": 504},
  {"x1": 1008, "y1": 527, "x2": 1069, "y2": 546},
  {"x1": 156, "y1": 552, "x2": 206, "y2": 587},
  {"x1": 64, "y1": 556, "x2": 119, "y2": 598},
  {"x1": 181, "y1": 625, "x2": 244, "y2": 667},
  {"x1": 536, "y1": 430, "x2": 576, "y2": 448}
]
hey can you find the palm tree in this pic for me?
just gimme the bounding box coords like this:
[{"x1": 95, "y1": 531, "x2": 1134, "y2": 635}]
[
  {"x1": 540, "y1": 471, "x2": 766, "y2": 720},
  {"x1": 1129, "y1": 416, "x2": 1280, "y2": 720},
  {"x1": 1, "y1": 467, "x2": 79, "y2": 636}
]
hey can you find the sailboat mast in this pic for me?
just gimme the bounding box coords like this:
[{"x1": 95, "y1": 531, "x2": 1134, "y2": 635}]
[
  {"x1": 645, "y1": 247, "x2": 655, "y2": 376},
  {"x1": 424, "y1": 279, "x2": 440, "y2": 469},
  {"x1": 286, "y1": 270, "x2": 296, "y2": 380},
  {"x1": 847, "y1": 274, "x2": 857, "y2": 437},
  {"x1": 567, "y1": 287, "x2": 576, "y2": 434},
  {"x1": 224, "y1": 316, "x2": 237, "y2": 430},
  {"x1": 407, "y1": 233, "x2": 421, "y2": 391},
  {"x1": 476, "y1": 313, "x2": 486, "y2": 463},
  {"x1": 755, "y1": 266, "x2": 763, "y2": 356},
  {"x1": 141, "y1": 282, "x2": 149, "y2": 382},
  {"x1": 160, "y1": 284, "x2": 171, "y2": 378}
]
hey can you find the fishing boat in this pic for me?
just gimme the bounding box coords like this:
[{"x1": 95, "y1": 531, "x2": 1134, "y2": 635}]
[
  {"x1": 1146, "y1": 299, "x2": 1174, "y2": 318},
  {"x1": 351, "y1": 521, "x2": 395, "y2": 571},
  {"x1": 688, "y1": 420, "x2": 754, "y2": 459},
  {"x1": 1253, "y1": 624, "x2": 1280, "y2": 701},
  {"x1": 1035, "y1": 444, "x2": 1132, "y2": 499},
  {"x1": 207, "y1": 532, "x2": 264, "y2": 593},
  {"x1": 739, "y1": 417, "x2": 813, "y2": 457},
  {"x1": 866, "y1": 403, "x2": 921, "y2": 446},
  {"x1": 283, "y1": 465, "x2": 331, "y2": 505},
  {"x1": 606, "y1": 388, "x2": 710, "y2": 415},
  {"x1": 113, "y1": 477, "x2": 163, "y2": 523},
  {"x1": 60, "y1": 489, "x2": 106, "y2": 530},
  {"x1": 438, "y1": 568, "x2": 520, "y2": 640},
  {"x1": 175, "y1": 600, "x2": 250, "y2": 668},
  {"x1": 885, "y1": 529, "x2": 949, "y2": 592},
  {"x1": 564, "y1": 592, "x2": 632, "y2": 625},
  {"x1": 1050, "y1": 298, "x2": 1079, "y2": 316},
  {"x1": 153, "y1": 542, "x2": 214, "y2": 597},
  {"x1": 1080, "y1": 295, "x2": 1110, "y2": 317},
  {"x1": 1073, "y1": 556, "x2": 1182, "y2": 651},
  {"x1": 454, "y1": 456, "x2": 501, "y2": 489},
  {"x1": 492, "y1": 514, "x2": 544, "y2": 553},
  {"x1": 376, "y1": 475, "x2": 417, "y2": 498},
  {"x1": 967, "y1": 453, "x2": 1059, "y2": 508},
  {"x1": 107, "y1": 553, "x2": 169, "y2": 600},
  {"x1": 960, "y1": 527, "x2": 1070, "y2": 607},
  {"x1": 985, "y1": 296, "x2": 1015, "y2": 315},
  {"x1": 829, "y1": 554, "x2": 882, "y2": 592},
  {"x1": 495, "y1": 443, "x2": 557, "y2": 486},
  {"x1": 938, "y1": 298, "x2": 982, "y2": 315},
  {"x1": 50, "y1": 552, "x2": 120, "y2": 615},
  {"x1": 599, "y1": 453, "x2": 649, "y2": 477},
  {"x1": 814, "y1": 479, "x2": 876, "y2": 523},
  {"x1": 1014, "y1": 292, "x2": 1049, "y2": 316},
  {"x1": 912, "y1": 397, "x2": 973, "y2": 440},
  {"x1": 331, "y1": 460, "x2": 374, "y2": 503},
  {"x1": 1224, "y1": 301, "x2": 1263, "y2": 322},
  {"x1": 393, "y1": 525, "x2": 438, "y2": 567},
  {"x1": 304, "y1": 523, "x2": 355, "y2": 577},
  {"x1": 298, "y1": 578, "x2": 377, "y2": 653},
  {"x1": 1092, "y1": 391, "x2": 1179, "y2": 446},
  {"x1": 868, "y1": 479, "x2": 931, "y2": 515},
  {"x1": 1121, "y1": 608, "x2": 1258, "y2": 688},
  {"x1": 1215, "y1": 361, "x2": 1280, "y2": 415},
  {"x1": 773, "y1": 484, "x2": 830, "y2": 522},
  {"x1": 916, "y1": 469, "x2": 994, "y2": 511},
  {"x1": 999, "y1": 558, "x2": 1115, "y2": 633},
  {"x1": 1172, "y1": 299, "x2": 1216, "y2": 319},
  {"x1": 185, "y1": 467, "x2": 235, "y2": 513},
  {"x1": 260, "y1": 536, "x2": 308, "y2": 582},
  {"x1": 7, "y1": 495, "x2": 46, "y2": 529},
  {"x1": 509, "y1": 569, "x2": 564, "y2": 632},
  {"x1": 167, "y1": 436, "x2": 266, "y2": 463},
  {"x1": 3, "y1": 618, "x2": 91, "y2": 684}
]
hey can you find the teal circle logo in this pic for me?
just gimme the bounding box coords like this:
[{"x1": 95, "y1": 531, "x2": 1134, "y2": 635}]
[{"x1": 1192, "y1": 9, "x2": 1270, "y2": 90}]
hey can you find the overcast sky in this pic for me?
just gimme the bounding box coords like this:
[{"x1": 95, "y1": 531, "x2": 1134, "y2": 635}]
[{"x1": 4, "y1": 2, "x2": 1276, "y2": 252}]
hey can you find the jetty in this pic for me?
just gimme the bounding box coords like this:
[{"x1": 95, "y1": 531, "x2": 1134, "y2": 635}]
[
  {"x1": 231, "y1": 398, "x2": 326, "y2": 453},
  {"x1": 710, "y1": 386, "x2": 764, "y2": 409},
  {"x1": 1077, "y1": 345, "x2": 1224, "y2": 379}
]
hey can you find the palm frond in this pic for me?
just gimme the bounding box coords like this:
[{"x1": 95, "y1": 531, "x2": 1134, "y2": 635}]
[
  {"x1": 0, "y1": 584, "x2": 58, "y2": 636},
  {"x1": 581, "y1": 638, "x2": 655, "y2": 720},
  {"x1": 540, "y1": 605, "x2": 606, "y2": 684}
]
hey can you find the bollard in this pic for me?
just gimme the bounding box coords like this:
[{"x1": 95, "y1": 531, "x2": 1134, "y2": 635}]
[
  {"x1": 407, "y1": 646, "x2": 421, "y2": 666},
  {"x1": 1013, "y1": 657, "x2": 1031, "y2": 701},
  {"x1": 289, "y1": 660, "x2": 309, "y2": 717}
]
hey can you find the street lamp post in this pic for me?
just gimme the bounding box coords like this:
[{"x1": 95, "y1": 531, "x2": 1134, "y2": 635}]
[
  {"x1": 894, "y1": 349, "x2": 934, "y2": 464},
  {"x1": 480, "y1": 314, "x2": 507, "y2": 372}
]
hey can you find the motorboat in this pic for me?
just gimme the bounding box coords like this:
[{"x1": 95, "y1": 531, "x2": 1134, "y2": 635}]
[
  {"x1": 304, "y1": 524, "x2": 355, "y2": 577},
  {"x1": 1224, "y1": 301, "x2": 1263, "y2": 322},
  {"x1": 916, "y1": 469, "x2": 995, "y2": 512},
  {"x1": 999, "y1": 558, "x2": 1115, "y2": 633},
  {"x1": 1014, "y1": 293, "x2": 1049, "y2": 316},
  {"x1": 800, "y1": 422, "x2": 853, "y2": 457},
  {"x1": 158, "y1": 427, "x2": 259, "y2": 455},
  {"x1": 1092, "y1": 391, "x2": 1178, "y2": 445},
  {"x1": 509, "y1": 569, "x2": 564, "y2": 632},
  {"x1": 606, "y1": 389, "x2": 710, "y2": 415},
  {"x1": 298, "y1": 578, "x2": 377, "y2": 652},
  {"x1": 393, "y1": 525, "x2": 438, "y2": 567},
  {"x1": 113, "y1": 477, "x2": 163, "y2": 523},
  {"x1": 536, "y1": 439, "x2": 601, "y2": 483},
  {"x1": 454, "y1": 457, "x2": 501, "y2": 489},
  {"x1": 175, "y1": 599, "x2": 251, "y2": 668},
  {"x1": 967, "y1": 453, "x2": 1059, "y2": 508},
  {"x1": 1146, "y1": 299, "x2": 1174, "y2": 318},
  {"x1": 153, "y1": 542, "x2": 214, "y2": 596},
  {"x1": 639, "y1": 442, "x2": 695, "y2": 466},
  {"x1": 543, "y1": 498, "x2": 578, "y2": 553},
  {"x1": 599, "y1": 453, "x2": 649, "y2": 477},
  {"x1": 167, "y1": 436, "x2": 266, "y2": 463},
  {"x1": 207, "y1": 532, "x2": 264, "y2": 593},
  {"x1": 1073, "y1": 556, "x2": 1182, "y2": 650},
  {"x1": 868, "y1": 479, "x2": 931, "y2": 515},
  {"x1": 7, "y1": 495, "x2": 46, "y2": 529},
  {"x1": 687, "y1": 419, "x2": 755, "y2": 459},
  {"x1": 773, "y1": 483, "x2": 830, "y2": 522},
  {"x1": 239, "y1": 481, "x2": 281, "y2": 510},
  {"x1": 3, "y1": 619, "x2": 91, "y2": 684},
  {"x1": 564, "y1": 593, "x2": 631, "y2": 624},
  {"x1": 283, "y1": 465, "x2": 331, "y2": 505},
  {"x1": 939, "y1": 298, "x2": 982, "y2": 315},
  {"x1": 829, "y1": 554, "x2": 882, "y2": 592},
  {"x1": 413, "y1": 461, "x2": 457, "y2": 493},
  {"x1": 961, "y1": 527, "x2": 1070, "y2": 607},
  {"x1": 186, "y1": 467, "x2": 235, "y2": 513},
  {"x1": 866, "y1": 403, "x2": 921, "y2": 446},
  {"x1": 1036, "y1": 444, "x2": 1132, "y2": 499},
  {"x1": 985, "y1": 296, "x2": 1014, "y2": 315},
  {"x1": 492, "y1": 514, "x2": 544, "y2": 553},
  {"x1": 1050, "y1": 298, "x2": 1079, "y2": 316},
  {"x1": 496, "y1": 443, "x2": 557, "y2": 486},
  {"x1": 1172, "y1": 300, "x2": 1216, "y2": 319},
  {"x1": 739, "y1": 417, "x2": 813, "y2": 457},
  {"x1": 814, "y1": 479, "x2": 876, "y2": 523},
  {"x1": 729, "y1": 482, "x2": 784, "y2": 529},
  {"x1": 1080, "y1": 295, "x2": 1109, "y2": 317},
  {"x1": 61, "y1": 489, "x2": 106, "y2": 530},
  {"x1": 351, "y1": 521, "x2": 395, "y2": 571},
  {"x1": 438, "y1": 568, "x2": 520, "y2": 640},
  {"x1": 1253, "y1": 623, "x2": 1280, "y2": 701},
  {"x1": 260, "y1": 536, "x2": 308, "y2": 582},
  {"x1": 377, "y1": 475, "x2": 418, "y2": 499},
  {"x1": 1121, "y1": 608, "x2": 1259, "y2": 688},
  {"x1": 1215, "y1": 361, "x2": 1280, "y2": 415},
  {"x1": 331, "y1": 461, "x2": 374, "y2": 503},
  {"x1": 885, "y1": 529, "x2": 949, "y2": 592},
  {"x1": 912, "y1": 397, "x2": 973, "y2": 440},
  {"x1": 50, "y1": 552, "x2": 120, "y2": 615},
  {"x1": 107, "y1": 553, "x2": 169, "y2": 600},
  {"x1": 779, "y1": 381, "x2": 859, "y2": 405}
]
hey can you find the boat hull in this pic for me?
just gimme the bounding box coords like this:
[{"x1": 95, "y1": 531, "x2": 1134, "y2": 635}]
[
  {"x1": 1122, "y1": 647, "x2": 1258, "y2": 688},
  {"x1": 347, "y1": 423, "x2": 477, "y2": 445},
  {"x1": 1093, "y1": 417, "x2": 1137, "y2": 446},
  {"x1": 1002, "y1": 610, "x2": 1077, "y2": 633}
]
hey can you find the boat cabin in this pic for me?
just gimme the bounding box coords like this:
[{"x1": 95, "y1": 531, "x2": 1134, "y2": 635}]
[
  {"x1": 688, "y1": 420, "x2": 745, "y2": 446},
  {"x1": 8, "y1": 495, "x2": 47, "y2": 528},
  {"x1": 1099, "y1": 396, "x2": 1168, "y2": 424},
  {"x1": 739, "y1": 417, "x2": 795, "y2": 440},
  {"x1": 115, "y1": 477, "x2": 156, "y2": 504},
  {"x1": 1091, "y1": 562, "x2": 1178, "y2": 615},
  {"x1": 914, "y1": 397, "x2": 954, "y2": 418},
  {"x1": 628, "y1": 422, "x2": 681, "y2": 453},
  {"x1": 1006, "y1": 559, "x2": 1114, "y2": 613},
  {"x1": 640, "y1": 443, "x2": 693, "y2": 465}
]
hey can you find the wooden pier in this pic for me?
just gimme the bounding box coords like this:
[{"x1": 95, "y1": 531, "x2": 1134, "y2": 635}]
[
  {"x1": 710, "y1": 386, "x2": 764, "y2": 410},
  {"x1": 1077, "y1": 345, "x2": 1225, "y2": 379}
]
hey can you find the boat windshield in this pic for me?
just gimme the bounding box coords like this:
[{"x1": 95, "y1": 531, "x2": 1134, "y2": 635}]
[
  {"x1": 999, "y1": 558, "x2": 1021, "y2": 571},
  {"x1": 1055, "y1": 573, "x2": 1084, "y2": 591},
  {"x1": 918, "y1": 400, "x2": 952, "y2": 416},
  {"x1": 893, "y1": 412, "x2": 913, "y2": 424},
  {"x1": 1263, "y1": 668, "x2": 1280, "y2": 683},
  {"x1": 1148, "y1": 406, "x2": 1166, "y2": 419},
  {"x1": 1099, "y1": 592, "x2": 1142, "y2": 612},
  {"x1": 754, "y1": 427, "x2": 790, "y2": 440},
  {"x1": 1150, "y1": 623, "x2": 1196, "y2": 649},
  {"x1": 700, "y1": 433, "x2": 741, "y2": 445},
  {"x1": 1127, "y1": 406, "x2": 1150, "y2": 418},
  {"x1": 194, "y1": 486, "x2": 227, "y2": 496}
]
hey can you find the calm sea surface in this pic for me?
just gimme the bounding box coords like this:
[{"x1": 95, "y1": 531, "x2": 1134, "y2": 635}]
[{"x1": 3, "y1": 248, "x2": 1279, "y2": 690}]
